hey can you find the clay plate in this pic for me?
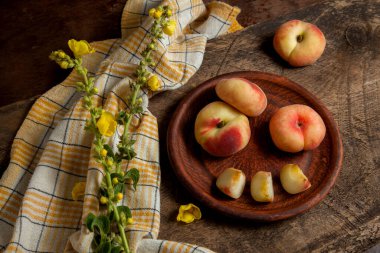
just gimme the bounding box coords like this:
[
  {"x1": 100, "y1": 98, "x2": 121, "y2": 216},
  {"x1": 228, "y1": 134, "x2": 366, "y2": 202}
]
[{"x1": 167, "y1": 71, "x2": 343, "y2": 221}]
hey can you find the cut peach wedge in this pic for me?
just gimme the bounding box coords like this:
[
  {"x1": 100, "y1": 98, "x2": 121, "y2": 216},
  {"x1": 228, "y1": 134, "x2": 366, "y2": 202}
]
[
  {"x1": 216, "y1": 168, "x2": 246, "y2": 199},
  {"x1": 280, "y1": 164, "x2": 311, "y2": 194},
  {"x1": 250, "y1": 171, "x2": 274, "y2": 202}
]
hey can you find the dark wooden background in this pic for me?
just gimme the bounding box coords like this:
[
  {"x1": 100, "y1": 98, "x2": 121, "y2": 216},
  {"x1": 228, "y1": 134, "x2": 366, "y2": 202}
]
[
  {"x1": 1, "y1": 0, "x2": 379, "y2": 252},
  {"x1": 0, "y1": 0, "x2": 319, "y2": 107}
]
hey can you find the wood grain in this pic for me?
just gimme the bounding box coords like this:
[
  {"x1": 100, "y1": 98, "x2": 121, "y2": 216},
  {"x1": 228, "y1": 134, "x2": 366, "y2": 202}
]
[
  {"x1": 0, "y1": 0, "x2": 379, "y2": 252},
  {"x1": 167, "y1": 71, "x2": 343, "y2": 221},
  {"x1": 0, "y1": 0, "x2": 321, "y2": 106},
  {"x1": 152, "y1": 1, "x2": 380, "y2": 252}
]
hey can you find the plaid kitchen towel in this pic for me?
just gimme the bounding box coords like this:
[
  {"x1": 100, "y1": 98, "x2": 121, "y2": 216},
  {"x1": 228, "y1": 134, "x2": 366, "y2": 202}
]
[{"x1": 0, "y1": 0, "x2": 242, "y2": 252}]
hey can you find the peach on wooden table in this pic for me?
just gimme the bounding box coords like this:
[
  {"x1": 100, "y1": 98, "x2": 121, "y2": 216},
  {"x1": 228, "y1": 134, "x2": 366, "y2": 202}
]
[
  {"x1": 280, "y1": 164, "x2": 311, "y2": 194},
  {"x1": 269, "y1": 104, "x2": 326, "y2": 153},
  {"x1": 216, "y1": 168, "x2": 246, "y2": 199},
  {"x1": 215, "y1": 78, "x2": 267, "y2": 117},
  {"x1": 194, "y1": 101, "x2": 251, "y2": 157},
  {"x1": 273, "y1": 19, "x2": 326, "y2": 67}
]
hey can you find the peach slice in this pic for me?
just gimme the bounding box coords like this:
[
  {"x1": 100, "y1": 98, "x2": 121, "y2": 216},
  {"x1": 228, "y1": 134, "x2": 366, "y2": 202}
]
[
  {"x1": 250, "y1": 171, "x2": 274, "y2": 202},
  {"x1": 280, "y1": 164, "x2": 311, "y2": 194},
  {"x1": 216, "y1": 168, "x2": 246, "y2": 199}
]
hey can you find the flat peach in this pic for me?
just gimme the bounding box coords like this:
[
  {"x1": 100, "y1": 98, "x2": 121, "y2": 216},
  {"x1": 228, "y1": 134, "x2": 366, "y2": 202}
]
[
  {"x1": 215, "y1": 78, "x2": 267, "y2": 117},
  {"x1": 269, "y1": 104, "x2": 326, "y2": 153},
  {"x1": 194, "y1": 101, "x2": 251, "y2": 157}
]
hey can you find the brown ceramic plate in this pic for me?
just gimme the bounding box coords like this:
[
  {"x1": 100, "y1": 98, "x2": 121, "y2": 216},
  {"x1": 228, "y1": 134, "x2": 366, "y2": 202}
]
[{"x1": 167, "y1": 71, "x2": 343, "y2": 221}]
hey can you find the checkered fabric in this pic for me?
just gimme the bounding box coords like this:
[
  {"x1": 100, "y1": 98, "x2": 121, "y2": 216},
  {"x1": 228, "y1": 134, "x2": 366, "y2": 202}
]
[{"x1": 0, "y1": 0, "x2": 241, "y2": 252}]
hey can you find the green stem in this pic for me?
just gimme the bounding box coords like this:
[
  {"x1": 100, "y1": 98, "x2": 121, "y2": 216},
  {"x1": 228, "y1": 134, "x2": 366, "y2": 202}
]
[
  {"x1": 112, "y1": 204, "x2": 130, "y2": 253},
  {"x1": 105, "y1": 170, "x2": 114, "y2": 199},
  {"x1": 118, "y1": 222, "x2": 130, "y2": 253},
  {"x1": 122, "y1": 84, "x2": 141, "y2": 144},
  {"x1": 107, "y1": 195, "x2": 130, "y2": 253}
]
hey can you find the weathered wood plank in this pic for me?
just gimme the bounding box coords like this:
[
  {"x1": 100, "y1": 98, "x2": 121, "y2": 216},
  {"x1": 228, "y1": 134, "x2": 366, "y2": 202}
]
[
  {"x1": 0, "y1": 0, "x2": 321, "y2": 106},
  {"x1": 150, "y1": 0, "x2": 380, "y2": 252}
]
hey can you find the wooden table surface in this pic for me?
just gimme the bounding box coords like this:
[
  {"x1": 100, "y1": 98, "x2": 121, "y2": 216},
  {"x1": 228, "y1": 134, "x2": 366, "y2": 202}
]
[{"x1": 1, "y1": 0, "x2": 379, "y2": 252}]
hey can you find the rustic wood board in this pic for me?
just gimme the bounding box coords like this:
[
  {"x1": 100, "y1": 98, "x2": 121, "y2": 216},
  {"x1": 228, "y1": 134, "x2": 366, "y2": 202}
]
[
  {"x1": 0, "y1": 0, "x2": 379, "y2": 252},
  {"x1": 0, "y1": 0, "x2": 321, "y2": 106},
  {"x1": 152, "y1": 0, "x2": 380, "y2": 252}
]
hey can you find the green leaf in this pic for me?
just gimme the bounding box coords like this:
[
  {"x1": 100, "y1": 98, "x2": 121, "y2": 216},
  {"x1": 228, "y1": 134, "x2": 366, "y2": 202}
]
[
  {"x1": 91, "y1": 215, "x2": 110, "y2": 235},
  {"x1": 111, "y1": 246, "x2": 122, "y2": 253},
  {"x1": 100, "y1": 186, "x2": 108, "y2": 197},
  {"x1": 85, "y1": 212, "x2": 96, "y2": 231},
  {"x1": 113, "y1": 183, "x2": 125, "y2": 196},
  {"x1": 117, "y1": 205, "x2": 132, "y2": 218},
  {"x1": 121, "y1": 149, "x2": 136, "y2": 161},
  {"x1": 96, "y1": 240, "x2": 111, "y2": 253},
  {"x1": 103, "y1": 144, "x2": 115, "y2": 159},
  {"x1": 110, "y1": 173, "x2": 123, "y2": 181},
  {"x1": 125, "y1": 168, "x2": 139, "y2": 190}
]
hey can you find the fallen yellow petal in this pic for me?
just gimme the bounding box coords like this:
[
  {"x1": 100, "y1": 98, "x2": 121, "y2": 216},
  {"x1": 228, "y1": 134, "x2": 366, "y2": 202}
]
[
  {"x1": 177, "y1": 203, "x2": 202, "y2": 224},
  {"x1": 72, "y1": 182, "x2": 86, "y2": 201}
]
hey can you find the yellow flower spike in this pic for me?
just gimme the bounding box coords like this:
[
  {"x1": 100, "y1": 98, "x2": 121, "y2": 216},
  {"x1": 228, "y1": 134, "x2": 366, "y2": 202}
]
[
  {"x1": 163, "y1": 20, "x2": 176, "y2": 36},
  {"x1": 147, "y1": 75, "x2": 161, "y2": 91},
  {"x1": 177, "y1": 203, "x2": 202, "y2": 224},
  {"x1": 71, "y1": 182, "x2": 86, "y2": 201},
  {"x1": 149, "y1": 8, "x2": 156, "y2": 17},
  {"x1": 100, "y1": 149, "x2": 107, "y2": 157},
  {"x1": 153, "y1": 9, "x2": 162, "y2": 19},
  {"x1": 116, "y1": 193, "x2": 123, "y2": 201},
  {"x1": 100, "y1": 196, "x2": 108, "y2": 205},
  {"x1": 96, "y1": 111, "x2": 117, "y2": 137},
  {"x1": 68, "y1": 39, "x2": 95, "y2": 58}
]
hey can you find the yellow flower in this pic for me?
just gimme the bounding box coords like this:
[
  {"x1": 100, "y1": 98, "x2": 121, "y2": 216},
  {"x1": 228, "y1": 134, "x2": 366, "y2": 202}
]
[
  {"x1": 68, "y1": 39, "x2": 95, "y2": 58},
  {"x1": 96, "y1": 111, "x2": 117, "y2": 137},
  {"x1": 147, "y1": 75, "x2": 161, "y2": 91},
  {"x1": 112, "y1": 177, "x2": 119, "y2": 185},
  {"x1": 100, "y1": 196, "x2": 108, "y2": 205},
  {"x1": 163, "y1": 20, "x2": 176, "y2": 36},
  {"x1": 116, "y1": 193, "x2": 123, "y2": 201},
  {"x1": 153, "y1": 9, "x2": 162, "y2": 19},
  {"x1": 58, "y1": 51, "x2": 66, "y2": 58},
  {"x1": 167, "y1": 9, "x2": 172, "y2": 17},
  {"x1": 71, "y1": 182, "x2": 86, "y2": 201},
  {"x1": 149, "y1": 8, "x2": 156, "y2": 17},
  {"x1": 107, "y1": 159, "x2": 113, "y2": 167},
  {"x1": 100, "y1": 148, "x2": 108, "y2": 157},
  {"x1": 177, "y1": 203, "x2": 201, "y2": 224},
  {"x1": 127, "y1": 217, "x2": 134, "y2": 224},
  {"x1": 59, "y1": 61, "x2": 69, "y2": 69}
]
